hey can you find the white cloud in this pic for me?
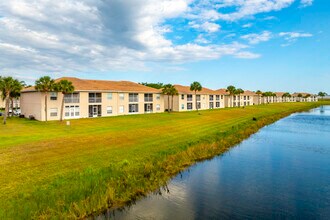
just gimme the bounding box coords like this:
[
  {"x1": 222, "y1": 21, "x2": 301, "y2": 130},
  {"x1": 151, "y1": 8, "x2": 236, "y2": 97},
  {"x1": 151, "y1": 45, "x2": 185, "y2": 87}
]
[
  {"x1": 242, "y1": 23, "x2": 253, "y2": 28},
  {"x1": 300, "y1": 0, "x2": 313, "y2": 7},
  {"x1": 0, "y1": 0, "x2": 299, "y2": 76},
  {"x1": 279, "y1": 32, "x2": 313, "y2": 40},
  {"x1": 241, "y1": 31, "x2": 272, "y2": 44},
  {"x1": 189, "y1": 21, "x2": 220, "y2": 33}
]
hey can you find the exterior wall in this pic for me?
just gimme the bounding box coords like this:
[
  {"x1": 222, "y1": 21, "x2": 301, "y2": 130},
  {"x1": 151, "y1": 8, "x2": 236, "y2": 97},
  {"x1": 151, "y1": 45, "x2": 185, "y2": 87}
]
[
  {"x1": 226, "y1": 95, "x2": 254, "y2": 107},
  {"x1": 20, "y1": 92, "x2": 43, "y2": 120},
  {"x1": 21, "y1": 91, "x2": 164, "y2": 121},
  {"x1": 0, "y1": 97, "x2": 4, "y2": 109},
  {"x1": 166, "y1": 93, "x2": 225, "y2": 112}
]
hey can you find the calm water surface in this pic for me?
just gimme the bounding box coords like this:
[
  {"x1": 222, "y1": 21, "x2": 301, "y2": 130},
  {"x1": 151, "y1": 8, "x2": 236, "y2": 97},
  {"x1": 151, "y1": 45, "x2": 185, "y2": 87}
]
[{"x1": 104, "y1": 106, "x2": 330, "y2": 219}]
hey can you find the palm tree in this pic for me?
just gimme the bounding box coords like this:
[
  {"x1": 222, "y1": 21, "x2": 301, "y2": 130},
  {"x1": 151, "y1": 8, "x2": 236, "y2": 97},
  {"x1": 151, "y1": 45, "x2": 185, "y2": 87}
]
[
  {"x1": 226, "y1": 85, "x2": 236, "y2": 107},
  {"x1": 256, "y1": 90, "x2": 262, "y2": 104},
  {"x1": 318, "y1": 92, "x2": 327, "y2": 100},
  {"x1": 282, "y1": 92, "x2": 291, "y2": 102},
  {"x1": 35, "y1": 76, "x2": 55, "y2": 122},
  {"x1": 169, "y1": 86, "x2": 178, "y2": 112},
  {"x1": 55, "y1": 79, "x2": 75, "y2": 121},
  {"x1": 0, "y1": 77, "x2": 23, "y2": 124},
  {"x1": 190, "y1": 81, "x2": 202, "y2": 111},
  {"x1": 234, "y1": 88, "x2": 244, "y2": 107},
  {"x1": 162, "y1": 84, "x2": 173, "y2": 112}
]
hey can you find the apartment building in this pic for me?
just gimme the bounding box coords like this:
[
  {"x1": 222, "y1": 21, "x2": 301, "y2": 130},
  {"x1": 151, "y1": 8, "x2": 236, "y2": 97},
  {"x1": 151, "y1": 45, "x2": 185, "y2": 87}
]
[
  {"x1": 20, "y1": 77, "x2": 164, "y2": 121},
  {"x1": 222, "y1": 90, "x2": 256, "y2": 107},
  {"x1": 292, "y1": 93, "x2": 318, "y2": 102},
  {"x1": 0, "y1": 92, "x2": 20, "y2": 109},
  {"x1": 164, "y1": 85, "x2": 226, "y2": 111}
]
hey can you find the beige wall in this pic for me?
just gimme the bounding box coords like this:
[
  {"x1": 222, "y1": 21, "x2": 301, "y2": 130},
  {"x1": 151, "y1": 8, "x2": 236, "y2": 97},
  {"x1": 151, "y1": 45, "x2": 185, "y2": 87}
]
[
  {"x1": 20, "y1": 91, "x2": 164, "y2": 121},
  {"x1": 166, "y1": 93, "x2": 225, "y2": 112},
  {"x1": 225, "y1": 95, "x2": 254, "y2": 107}
]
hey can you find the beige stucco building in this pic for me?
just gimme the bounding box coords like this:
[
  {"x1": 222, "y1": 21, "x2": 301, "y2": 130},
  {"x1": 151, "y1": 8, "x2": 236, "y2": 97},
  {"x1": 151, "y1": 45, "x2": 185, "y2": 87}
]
[
  {"x1": 292, "y1": 93, "x2": 318, "y2": 102},
  {"x1": 21, "y1": 77, "x2": 164, "y2": 121},
  {"x1": 221, "y1": 90, "x2": 257, "y2": 107},
  {"x1": 164, "y1": 85, "x2": 226, "y2": 111}
]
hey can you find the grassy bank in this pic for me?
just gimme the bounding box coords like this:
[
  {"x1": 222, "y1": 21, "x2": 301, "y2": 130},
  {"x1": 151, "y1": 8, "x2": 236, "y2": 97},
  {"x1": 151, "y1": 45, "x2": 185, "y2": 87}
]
[{"x1": 0, "y1": 102, "x2": 328, "y2": 218}]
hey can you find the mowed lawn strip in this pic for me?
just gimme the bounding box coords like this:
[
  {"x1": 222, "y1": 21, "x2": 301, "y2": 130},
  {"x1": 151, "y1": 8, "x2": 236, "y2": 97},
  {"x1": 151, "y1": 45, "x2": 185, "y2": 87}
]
[{"x1": 0, "y1": 102, "x2": 326, "y2": 218}]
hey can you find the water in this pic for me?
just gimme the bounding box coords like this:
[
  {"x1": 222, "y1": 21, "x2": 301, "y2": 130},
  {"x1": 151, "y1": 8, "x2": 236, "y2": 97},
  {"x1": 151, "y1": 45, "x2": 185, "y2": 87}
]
[{"x1": 105, "y1": 106, "x2": 330, "y2": 219}]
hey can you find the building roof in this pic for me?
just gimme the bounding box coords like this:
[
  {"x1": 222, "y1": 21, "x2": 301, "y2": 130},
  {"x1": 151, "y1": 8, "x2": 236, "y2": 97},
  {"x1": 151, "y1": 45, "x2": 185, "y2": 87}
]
[
  {"x1": 292, "y1": 92, "x2": 312, "y2": 97},
  {"x1": 215, "y1": 89, "x2": 229, "y2": 95},
  {"x1": 243, "y1": 90, "x2": 257, "y2": 96},
  {"x1": 274, "y1": 92, "x2": 286, "y2": 97},
  {"x1": 22, "y1": 77, "x2": 162, "y2": 93},
  {"x1": 173, "y1": 84, "x2": 221, "y2": 95}
]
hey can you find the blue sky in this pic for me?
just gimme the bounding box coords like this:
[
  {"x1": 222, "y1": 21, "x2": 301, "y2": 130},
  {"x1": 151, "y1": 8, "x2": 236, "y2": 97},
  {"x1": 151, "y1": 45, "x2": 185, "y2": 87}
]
[{"x1": 0, "y1": 0, "x2": 329, "y2": 93}]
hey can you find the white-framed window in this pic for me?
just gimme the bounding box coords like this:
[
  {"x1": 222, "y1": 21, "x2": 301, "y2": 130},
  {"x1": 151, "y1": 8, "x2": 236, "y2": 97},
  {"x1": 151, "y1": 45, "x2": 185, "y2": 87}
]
[
  {"x1": 187, "y1": 103, "x2": 193, "y2": 110},
  {"x1": 144, "y1": 93, "x2": 153, "y2": 102},
  {"x1": 64, "y1": 106, "x2": 80, "y2": 118},
  {"x1": 50, "y1": 92, "x2": 57, "y2": 101},
  {"x1": 129, "y1": 104, "x2": 138, "y2": 113},
  {"x1": 196, "y1": 95, "x2": 201, "y2": 101},
  {"x1": 119, "y1": 105, "x2": 124, "y2": 113},
  {"x1": 129, "y1": 93, "x2": 139, "y2": 102},
  {"x1": 197, "y1": 102, "x2": 201, "y2": 109},
  {"x1": 216, "y1": 95, "x2": 220, "y2": 100},
  {"x1": 107, "y1": 93, "x2": 113, "y2": 100},
  {"x1": 216, "y1": 102, "x2": 220, "y2": 107},
  {"x1": 64, "y1": 93, "x2": 79, "y2": 103},
  {"x1": 119, "y1": 93, "x2": 125, "y2": 100},
  {"x1": 209, "y1": 95, "x2": 214, "y2": 101},
  {"x1": 221, "y1": 95, "x2": 224, "y2": 99},
  {"x1": 187, "y1": 94, "x2": 193, "y2": 102},
  {"x1": 156, "y1": 104, "x2": 161, "y2": 111},
  {"x1": 50, "y1": 108, "x2": 58, "y2": 117},
  {"x1": 181, "y1": 94, "x2": 184, "y2": 100},
  {"x1": 181, "y1": 104, "x2": 184, "y2": 110},
  {"x1": 107, "y1": 106, "x2": 113, "y2": 114},
  {"x1": 156, "y1": 94, "x2": 160, "y2": 100}
]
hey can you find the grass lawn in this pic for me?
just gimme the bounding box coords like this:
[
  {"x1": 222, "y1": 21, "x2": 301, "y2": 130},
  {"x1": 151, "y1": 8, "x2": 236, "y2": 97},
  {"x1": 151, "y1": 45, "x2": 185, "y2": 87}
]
[{"x1": 0, "y1": 102, "x2": 328, "y2": 218}]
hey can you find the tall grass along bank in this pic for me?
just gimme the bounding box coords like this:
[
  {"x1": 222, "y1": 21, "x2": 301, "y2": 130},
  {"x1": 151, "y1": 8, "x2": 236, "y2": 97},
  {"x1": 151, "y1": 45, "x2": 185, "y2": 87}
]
[{"x1": 0, "y1": 102, "x2": 328, "y2": 219}]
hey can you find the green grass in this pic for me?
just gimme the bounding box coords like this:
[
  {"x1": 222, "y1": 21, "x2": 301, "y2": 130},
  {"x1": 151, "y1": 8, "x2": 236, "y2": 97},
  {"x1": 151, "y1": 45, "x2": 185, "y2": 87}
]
[{"x1": 0, "y1": 102, "x2": 328, "y2": 219}]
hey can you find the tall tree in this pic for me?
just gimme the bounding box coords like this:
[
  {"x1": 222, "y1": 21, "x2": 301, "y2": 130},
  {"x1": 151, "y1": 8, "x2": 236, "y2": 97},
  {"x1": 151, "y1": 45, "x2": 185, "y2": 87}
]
[
  {"x1": 55, "y1": 79, "x2": 75, "y2": 121},
  {"x1": 162, "y1": 84, "x2": 173, "y2": 112},
  {"x1": 234, "y1": 88, "x2": 244, "y2": 107},
  {"x1": 0, "y1": 77, "x2": 23, "y2": 124},
  {"x1": 169, "y1": 86, "x2": 178, "y2": 112},
  {"x1": 190, "y1": 82, "x2": 202, "y2": 111},
  {"x1": 318, "y1": 92, "x2": 327, "y2": 100},
  {"x1": 35, "y1": 76, "x2": 55, "y2": 122},
  {"x1": 226, "y1": 85, "x2": 236, "y2": 107},
  {"x1": 256, "y1": 90, "x2": 263, "y2": 104}
]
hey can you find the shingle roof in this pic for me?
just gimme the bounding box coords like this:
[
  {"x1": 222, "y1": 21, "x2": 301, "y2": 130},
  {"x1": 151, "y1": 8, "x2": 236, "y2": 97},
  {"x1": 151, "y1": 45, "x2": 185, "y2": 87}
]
[
  {"x1": 275, "y1": 92, "x2": 286, "y2": 97},
  {"x1": 215, "y1": 89, "x2": 229, "y2": 95},
  {"x1": 22, "y1": 77, "x2": 162, "y2": 93},
  {"x1": 173, "y1": 85, "x2": 223, "y2": 95},
  {"x1": 292, "y1": 92, "x2": 312, "y2": 97},
  {"x1": 243, "y1": 90, "x2": 257, "y2": 96}
]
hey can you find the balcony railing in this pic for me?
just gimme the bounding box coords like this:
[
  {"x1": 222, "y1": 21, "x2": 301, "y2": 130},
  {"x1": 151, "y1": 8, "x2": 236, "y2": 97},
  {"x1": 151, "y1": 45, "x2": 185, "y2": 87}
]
[
  {"x1": 89, "y1": 98, "x2": 102, "y2": 103},
  {"x1": 64, "y1": 98, "x2": 80, "y2": 103}
]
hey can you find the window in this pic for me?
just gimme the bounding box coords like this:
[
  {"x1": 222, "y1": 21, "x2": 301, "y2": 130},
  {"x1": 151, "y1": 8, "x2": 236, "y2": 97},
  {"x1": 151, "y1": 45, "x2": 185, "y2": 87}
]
[
  {"x1": 107, "y1": 106, "x2": 113, "y2": 114},
  {"x1": 209, "y1": 95, "x2": 214, "y2": 101},
  {"x1": 197, "y1": 102, "x2": 201, "y2": 109},
  {"x1": 216, "y1": 102, "x2": 220, "y2": 108},
  {"x1": 119, "y1": 105, "x2": 124, "y2": 113},
  {"x1": 129, "y1": 104, "x2": 138, "y2": 113},
  {"x1": 119, "y1": 93, "x2": 125, "y2": 100},
  {"x1": 107, "y1": 93, "x2": 113, "y2": 100},
  {"x1": 181, "y1": 104, "x2": 184, "y2": 110},
  {"x1": 187, "y1": 94, "x2": 193, "y2": 102},
  {"x1": 89, "y1": 93, "x2": 101, "y2": 103},
  {"x1": 50, "y1": 108, "x2": 57, "y2": 117},
  {"x1": 216, "y1": 95, "x2": 220, "y2": 100},
  {"x1": 209, "y1": 102, "x2": 214, "y2": 109},
  {"x1": 144, "y1": 103, "x2": 153, "y2": 113},
  {"x1": 65, "y1": 106, "x2": 80, "y2": 118},
  {"x1": 244, "y1": 96, "x2": 246, "y2": 100},
  {"x1": 156, "y1": 94, "x2": 160, "y2": 100},
  {"x1": 64, "y1": 93, "x2": 79, "y2": 103},
  {"x1": 181, "y1": 94, "x2": 184, "y2": 100},
  {"x1": 129, "y1": 93, "x2": 139, "y2": 102},
  {"x1": 187, "y1": 103, "x2": 193, "y2": 110},
  {"x1": 156, "y1": 104, "x2": 161, "y2": 111},
  {"x1": 50, "y1": 92, "x2": 57, "y2": 101},
  {"x1": 144, "y1": 93, "x2": 153, "y2": 102},
  {"x1": 248, "y1": 96, "x2": 250, "y2": 100},
  {"x1": 196, "y1": 95, "x2": 201, "y2": 101},
  {"x1": 244, "y1": 102, "x2": 246, "y2": 106},
  {"x1": 221, "y1": 95, "x2": 224, "y2": 99}
]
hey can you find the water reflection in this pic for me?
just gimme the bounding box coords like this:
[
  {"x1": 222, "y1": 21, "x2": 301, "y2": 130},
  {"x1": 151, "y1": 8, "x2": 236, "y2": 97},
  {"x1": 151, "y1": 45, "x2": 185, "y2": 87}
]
[{"x1": 99, "y1": 106, "x2": 330, "y2": 219}]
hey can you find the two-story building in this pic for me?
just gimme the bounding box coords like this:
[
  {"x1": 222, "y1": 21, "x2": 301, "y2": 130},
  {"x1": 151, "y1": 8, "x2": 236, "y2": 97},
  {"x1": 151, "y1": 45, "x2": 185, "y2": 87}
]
[
  {"x1": 164, "y1": 85, "x2": 226, "y2": 111},
  {"x1": 20, "y1": 77, "x2": 164, "y2": 121}
]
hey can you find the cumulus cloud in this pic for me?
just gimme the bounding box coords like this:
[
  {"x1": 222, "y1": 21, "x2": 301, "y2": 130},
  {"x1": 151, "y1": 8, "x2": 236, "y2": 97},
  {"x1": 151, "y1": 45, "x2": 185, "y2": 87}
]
[
  {"x1": 0, "y1": 0, "x2": 312, "y2": 77},
  {"x1": 300, "y1": 0, "x2": 313, "y2": 7},
  {"x1": 241, "y1": 31, "x2": 272, "y2": 44},
  {"x1": 279, "y1": 32, "x2": 313, "y2": 46}
]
